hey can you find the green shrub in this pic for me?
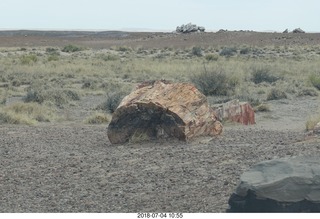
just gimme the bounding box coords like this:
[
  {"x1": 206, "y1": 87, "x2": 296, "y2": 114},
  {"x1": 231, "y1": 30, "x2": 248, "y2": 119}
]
[
  {"x1": 219, "y1": 47, "x2": 237, "y2": 57},
  {"x1": 190, "y1": 69, "x2": 239, "y2": 96},
  {"x1": 309, "y1": 73, "x2": 320, "y2": 90},
  {"x1": 251, "y1": 67, "x2": 279, "y2": 84},
  {"x1": 62, "y1": 44, "x2": 84, "y2": 53},
  {"x1": 205, "y1": 54, "x2": 219, "y2": 61},
  {"x1": 20, "y1": 54, "x2": 38, "y2": 64},
  {"x1": 267, "y1": 88, "x2": 287, "y2": 100},
  {"x1": 191, "y1": 46, "x2": 203, "y2": 57},
  {"x1": 48, "y1": 55, "x2": 59, "y2": 61},
  {"x1": 96, "y1": 92, "x2": 127, "y2": 113},
  {"x1": 116, "y1": 46, "x2": 132, "y2": 52},
  {"x1": 240, "y1": 47, "x2": 251, "y2": 54},
  {"x1": 46, "y1": 47, "x2": 58, "y2": 53},
  {"x1": 306, "y1": 115, "x2": 320, "y2": 131}
]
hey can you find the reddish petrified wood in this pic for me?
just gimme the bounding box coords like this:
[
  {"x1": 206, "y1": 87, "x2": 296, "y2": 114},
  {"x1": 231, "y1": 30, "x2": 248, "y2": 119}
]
[
  {"x1": 214, "y1": 100, "x2": 255, "y2": 125},
  {"x1": 107, "y1": 80, "x2": 223, "y2": 144}
]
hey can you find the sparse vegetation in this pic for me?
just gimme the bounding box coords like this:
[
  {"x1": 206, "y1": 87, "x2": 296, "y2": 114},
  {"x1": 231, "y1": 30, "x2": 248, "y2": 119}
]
[
  {"x1": 254, "y1": 103, "x2": 271, "y2": 112},
  {"x1": 84, "y1": 112, "x2": 110, "y2": 124},
  {"x1": 191, "y1": 46, "x2": 203, "y2": 57},
  {"x1": 306, "y1": 114, "x2": 320, "y2": 131},
  {"x1": 20, "y1": 54, "x2": 38, "y2": 64},
  {"x1": 0, "y1": 102, "x2": 56, "y2": 125},
  {"x1": 205, "y1": 54, "x2": 219, "y2": 61},
  {"x1": 191, "y1": 68, "x2": 239, "y2": 96},
  {"x1": 0, "y1": 34, "x2": 319, "y2": 127},
  {"x1": 62, "y1": 44, "x2": 84, "y2": 53},
  {"x1": 309, "y1": 73, "x2": 320, "y2": 90},
  {"x1": 24, "y1": 86, "x2": 81, "y2": 107},
  {"x1": 267, "y1": 88, "x2": 287, "y2": 100},
  {"x1": 102, "y1": 92, "x2": 128, "y2": 113},
  {"x1": 219, "y1": 47, "x2": 237, "y2": 57},
  {"x1": 251, "y1": 67, "x2": 280, "y2": 84}
]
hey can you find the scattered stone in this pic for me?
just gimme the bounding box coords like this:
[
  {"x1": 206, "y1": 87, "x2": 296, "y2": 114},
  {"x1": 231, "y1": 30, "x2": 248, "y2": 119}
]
[
  {"x1": 107, "y1": 80, "x2": 222, "y2": 144},
  {"x1": 176, "y1": 23, "x2": 205, "y2": 33},
  {"x1": 213, "y1": 99, "x2": 255, "y2": 125},
  {"x1": 227, "y1": 156, "x2": 320, "y2": 212},
  {"x1": 217, "y1": 29, "x2": 228, "y2": 33},
  {"x1": 283, "y1": 29, "x2": 289, "y2": 33},
  {"x1": 292, "y1": 28, "x2": 305, "y2": 33}
]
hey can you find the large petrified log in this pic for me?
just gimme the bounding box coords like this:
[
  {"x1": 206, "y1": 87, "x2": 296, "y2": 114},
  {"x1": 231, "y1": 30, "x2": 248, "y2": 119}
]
[
  {"x1": 107, "y1": 80, "x2": 222, "y2": 144},
  {"x1": 227, "y1": 157, "x2": 320, "y2": 212}
]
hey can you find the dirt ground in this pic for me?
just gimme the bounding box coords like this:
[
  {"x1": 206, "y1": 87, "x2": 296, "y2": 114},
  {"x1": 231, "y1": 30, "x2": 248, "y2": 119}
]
[
  {"x1": 1, "y1": 30, "x2": 320, "y2": 213},
  {"x1": 1, "y1": 95, "x2": 320, "y2": 212},
  {"x1": 1, "y1": 30, "x2": 320, "y2": 49}
]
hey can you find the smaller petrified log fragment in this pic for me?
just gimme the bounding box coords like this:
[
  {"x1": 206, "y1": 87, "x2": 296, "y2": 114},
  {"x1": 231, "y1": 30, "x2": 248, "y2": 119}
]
[{"x1": 213, "y1": 99, "x2": 255, "y2": 125}]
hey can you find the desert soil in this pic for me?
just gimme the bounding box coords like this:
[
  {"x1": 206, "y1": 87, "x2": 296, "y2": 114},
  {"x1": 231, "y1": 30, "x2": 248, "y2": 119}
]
[
  {"x1": 1, "y1": 95, "x2": 320, "y2": 213},
  {"x1": 1, "y1": 30, "x2": 320, "y2": 213}
]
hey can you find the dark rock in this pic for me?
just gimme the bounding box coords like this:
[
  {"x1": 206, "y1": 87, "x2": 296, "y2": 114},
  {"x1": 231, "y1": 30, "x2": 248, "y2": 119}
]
[
  {"x1": 227, "y1": 156, "x2": 320, "y2": 212},
  {"x1": 283, "y1": 29, "x2": 289, "y2": 33},
  {"x1": 292, "y1": 28, "x2": 305, "y2": 33}
]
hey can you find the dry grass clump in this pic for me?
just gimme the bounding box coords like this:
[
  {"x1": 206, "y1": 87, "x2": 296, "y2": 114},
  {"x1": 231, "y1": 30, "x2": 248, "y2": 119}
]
[
  {"x1": 297, "y1": 87, "x2": 319, "y2": 97},
  {"x1": 306, "y1": 114, "x2": 320, "y2": 131},
  {"x1": 309, "y1": 73, "x2": 320, "y2": 90},
  {"x1": 0, "y1": 102, "x2": 56, "y2": 125},
  {"x1": 20, "y1": 54, "x2": 38, "y2": 65},
  {"x1": 84, "y1": 112, "x2": 110, "y2": 124},
  {"x1": 254, "y1": 103, "x2": 271, "y2": 112},
  {"x1": 266, "y1": 88, "x2": 287, "y2": 100},
  {"x1": 24, "y1": 86, "x2": 81, "y2": 107}
]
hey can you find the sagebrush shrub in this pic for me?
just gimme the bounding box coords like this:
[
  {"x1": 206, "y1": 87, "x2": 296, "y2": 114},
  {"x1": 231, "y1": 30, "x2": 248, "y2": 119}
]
[
  {"x1": 96, "y1": 92, "x2": 128, "y2": 113},
  {"x1": 251, "y1": 67, "x2": 279, "y2": 84},
  {"x1": 190, "y1": 69, "x2": 239, "y2": 96},
  {"x1": 191, "y1": 46, "x2": 203, "y2": 57},
  {"x1": 219, "y1": 47, "x2": 237, "y2": 57},
  {"x1": 62, "y1": 44, "x2": 83, "y2": 53}
]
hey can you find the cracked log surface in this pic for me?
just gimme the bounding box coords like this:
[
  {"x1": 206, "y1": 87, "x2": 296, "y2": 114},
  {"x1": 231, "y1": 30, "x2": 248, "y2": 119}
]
[{"x1": 107, "y1": 80, "x2": 222, "y2": 144}]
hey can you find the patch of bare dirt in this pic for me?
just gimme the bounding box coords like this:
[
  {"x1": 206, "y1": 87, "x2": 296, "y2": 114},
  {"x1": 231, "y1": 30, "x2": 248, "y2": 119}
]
[{"x1": 1, "y1": 96, "x2": 320, "y2": 212}]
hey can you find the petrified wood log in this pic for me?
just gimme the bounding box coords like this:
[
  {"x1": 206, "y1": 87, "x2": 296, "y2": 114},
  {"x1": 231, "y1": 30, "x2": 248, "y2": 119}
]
[
  {"x1": 107, "y1": 80, "x2": 223, "y2": 144},
  {"x1": 213, "y1": 99, "x2": 255, "y2": 125}
]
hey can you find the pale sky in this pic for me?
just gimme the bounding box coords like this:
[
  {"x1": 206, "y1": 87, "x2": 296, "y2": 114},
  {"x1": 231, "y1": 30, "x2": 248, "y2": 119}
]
[{"x1": 0, "y1": 0, "x2": 319, "y2": 32}]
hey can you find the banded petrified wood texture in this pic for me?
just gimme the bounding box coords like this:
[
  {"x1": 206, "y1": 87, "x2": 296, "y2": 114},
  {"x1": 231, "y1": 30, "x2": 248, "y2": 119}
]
[{"x1": 107, "y1": 80, "x2": 222, "y2": 144}]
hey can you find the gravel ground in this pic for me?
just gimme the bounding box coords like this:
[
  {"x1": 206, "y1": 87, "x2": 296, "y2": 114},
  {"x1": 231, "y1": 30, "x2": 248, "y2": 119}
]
[{"x1": 1, "y1": 122, "x2": 319, "y2": 212}]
